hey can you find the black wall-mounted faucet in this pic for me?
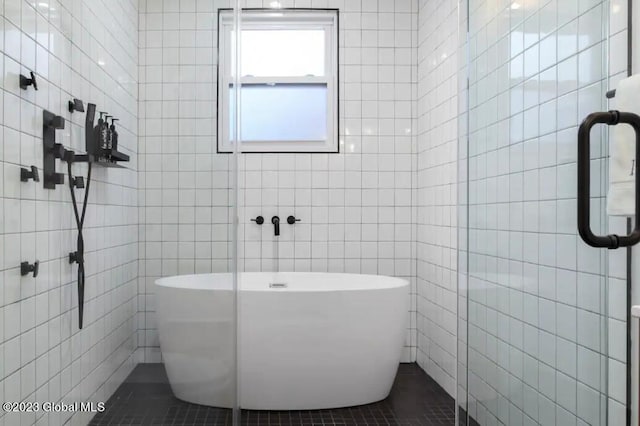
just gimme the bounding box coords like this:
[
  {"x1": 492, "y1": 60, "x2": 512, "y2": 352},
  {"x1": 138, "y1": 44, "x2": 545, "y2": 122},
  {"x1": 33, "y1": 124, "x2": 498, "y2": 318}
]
[{"x1": 271, "y1": 216, "x2": 280, "y2": 236}]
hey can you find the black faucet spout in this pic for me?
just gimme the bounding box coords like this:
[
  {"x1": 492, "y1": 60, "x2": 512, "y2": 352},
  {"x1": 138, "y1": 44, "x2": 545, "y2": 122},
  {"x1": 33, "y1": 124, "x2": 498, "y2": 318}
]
[{"x1": 271, "y1": 216, "x2": 280, "y2": 236}]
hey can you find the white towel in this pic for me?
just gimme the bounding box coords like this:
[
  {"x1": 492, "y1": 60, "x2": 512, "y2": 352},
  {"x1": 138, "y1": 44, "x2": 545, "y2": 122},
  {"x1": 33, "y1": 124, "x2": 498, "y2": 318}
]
[{"x1": 607, "y1": 75, "x2": 640, "y2": 216}]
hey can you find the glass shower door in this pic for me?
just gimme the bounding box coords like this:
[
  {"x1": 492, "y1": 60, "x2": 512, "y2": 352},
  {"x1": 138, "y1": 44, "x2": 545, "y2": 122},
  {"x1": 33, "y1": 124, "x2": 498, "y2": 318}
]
[{"x1": 458, "y1": 1, "x2": 628, "y2": 425}]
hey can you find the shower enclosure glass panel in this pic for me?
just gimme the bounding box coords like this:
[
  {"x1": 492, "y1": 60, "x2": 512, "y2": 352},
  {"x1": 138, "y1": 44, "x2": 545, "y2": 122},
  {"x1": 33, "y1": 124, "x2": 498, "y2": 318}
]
[
  {"x1": 459, "y1": 1, "x2": 620, "y2": 425},
  {"x1": 231, "y1": 3, "x2": 241, "y2": 426}
]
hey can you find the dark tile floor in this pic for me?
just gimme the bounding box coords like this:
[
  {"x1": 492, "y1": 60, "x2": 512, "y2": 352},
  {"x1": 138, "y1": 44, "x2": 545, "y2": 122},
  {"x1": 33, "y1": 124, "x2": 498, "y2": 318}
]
[{"x1": 89, "y1": 363, "x2": 454, "y2": 426}]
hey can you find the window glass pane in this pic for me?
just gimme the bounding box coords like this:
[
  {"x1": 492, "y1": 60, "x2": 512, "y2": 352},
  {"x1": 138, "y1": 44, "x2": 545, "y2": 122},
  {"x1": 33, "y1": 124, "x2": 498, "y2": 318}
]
[
  {"x1": 231, "y1": 84, "x2": 327, "y2": 142},
  {"x1": 241, "y1": 30, "x2": 325, "y2": 77}
]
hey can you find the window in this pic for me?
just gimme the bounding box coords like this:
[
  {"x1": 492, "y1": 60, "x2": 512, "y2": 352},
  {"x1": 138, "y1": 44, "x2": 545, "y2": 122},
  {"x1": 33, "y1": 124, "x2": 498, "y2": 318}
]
[{"x1": 218, "y1": 9, "x2": 339, "y2": 153}]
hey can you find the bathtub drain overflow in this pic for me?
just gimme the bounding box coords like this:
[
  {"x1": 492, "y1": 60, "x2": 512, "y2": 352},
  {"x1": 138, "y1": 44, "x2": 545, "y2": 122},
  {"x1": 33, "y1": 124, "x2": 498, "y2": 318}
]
[{"x1": 269, "y1": 283, "x2": 288, "y2": 288}]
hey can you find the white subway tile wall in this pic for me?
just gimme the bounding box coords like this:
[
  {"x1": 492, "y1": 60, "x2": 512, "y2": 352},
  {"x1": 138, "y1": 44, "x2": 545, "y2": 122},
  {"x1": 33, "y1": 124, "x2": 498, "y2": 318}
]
[
  {"x1": 460, "y1": 1, "x2": 629, "y2": 425},
  {"x1": 0, "y1": 0, "x2": 139, "y2": 425},
  {"x1": 138, "y1": 0, "x2": 421, "y2": 364},
  {"x1": 416, "y1": 0, "x2": 458, "y2": 396}
]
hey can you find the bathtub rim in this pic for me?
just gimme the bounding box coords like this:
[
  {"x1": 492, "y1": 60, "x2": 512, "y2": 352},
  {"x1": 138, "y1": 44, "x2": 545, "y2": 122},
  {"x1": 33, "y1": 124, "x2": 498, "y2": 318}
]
[{"x1": 155, "y1": 272, "x2": 409, "y2": 292}]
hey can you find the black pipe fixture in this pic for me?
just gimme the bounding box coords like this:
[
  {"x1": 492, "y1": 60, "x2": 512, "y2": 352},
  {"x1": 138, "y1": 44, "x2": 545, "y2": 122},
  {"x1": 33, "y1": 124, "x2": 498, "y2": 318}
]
[{"x1": 20, "y1": 71, "x2": 38, "y2": 90}]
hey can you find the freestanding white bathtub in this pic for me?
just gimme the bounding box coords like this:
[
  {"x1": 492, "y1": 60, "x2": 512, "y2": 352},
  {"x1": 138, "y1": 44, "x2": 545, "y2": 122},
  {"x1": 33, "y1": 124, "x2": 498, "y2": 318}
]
[{"x1": 155, "y1": 272, "x2": 409, "y2": 410}]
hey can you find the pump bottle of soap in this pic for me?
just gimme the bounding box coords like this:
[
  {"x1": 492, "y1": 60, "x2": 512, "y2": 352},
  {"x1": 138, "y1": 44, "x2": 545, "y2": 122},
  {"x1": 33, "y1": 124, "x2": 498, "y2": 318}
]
[
  {"x1": 98, "y1": 112, "x2": 109, "y2": 150},
  {"x1": 105, "y1": 115, "x2": 112, "y2": 150},
  {"x1": 109, "y1": 118, "x2": 119, "y2": 151}
]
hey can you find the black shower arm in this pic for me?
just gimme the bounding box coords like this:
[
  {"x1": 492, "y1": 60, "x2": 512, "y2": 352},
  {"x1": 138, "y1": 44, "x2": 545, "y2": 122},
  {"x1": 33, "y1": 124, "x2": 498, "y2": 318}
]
[{"x1": 577, "y1": 110, "x2": 640, "y2": 249}]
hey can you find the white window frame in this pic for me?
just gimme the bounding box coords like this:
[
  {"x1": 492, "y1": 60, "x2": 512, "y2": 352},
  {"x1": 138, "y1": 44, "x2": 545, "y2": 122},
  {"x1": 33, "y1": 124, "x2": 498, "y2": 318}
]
[{"x1": 218, "y1": 9, "x2": 339, "y2": 153}]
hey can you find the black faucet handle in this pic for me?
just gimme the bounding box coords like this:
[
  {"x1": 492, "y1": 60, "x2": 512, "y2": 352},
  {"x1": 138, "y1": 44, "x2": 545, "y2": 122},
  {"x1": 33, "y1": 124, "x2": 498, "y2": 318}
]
[
  {"x1": 21, "y1": 260, "x2": 39, "y2": 277},
  {"x1": 21, "y1": 165, "x2": 40, "y2": 182},
  {"x1": 251, "y1": 216, "x2": 264, "y2": 225},
  {"x1": 287, "y1": 216, "x2": 301, "y2": 225},
  {"x1": 30, "y1": 71, "x2": 38, "y2": 90},
  {"x1": 68, "y1": 98, "x2": 85, "y2": 113},
  {"x1": 30, "y1": 166, "x2": 40, "y2": 182}
]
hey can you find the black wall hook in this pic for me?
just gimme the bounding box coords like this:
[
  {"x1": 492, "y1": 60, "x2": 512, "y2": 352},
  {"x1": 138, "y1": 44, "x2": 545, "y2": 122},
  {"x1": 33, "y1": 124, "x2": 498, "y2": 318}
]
[
  {"x1": 20, "y1": 71, "x2": 38, "y2": 90},
  {"x1": 20, "y1": 166, "x2": 40, "y2": 182},
  {"x1": 21, "y1": 261, "x2": 39, "y2": 277},
  {"x1": 68, "y1": 98, "x2": 85, "y2": 113}
]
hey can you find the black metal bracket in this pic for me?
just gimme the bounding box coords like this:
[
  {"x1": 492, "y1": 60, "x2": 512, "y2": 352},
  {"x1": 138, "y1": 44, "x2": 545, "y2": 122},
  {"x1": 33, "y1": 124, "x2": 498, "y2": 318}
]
[
  {"x1": 21, "y1": 261, "x2": 39, "y2": 277},
  {"x1": 42, "y1": 110, "x2": 66, "y2": 189},
  {"x1": 20, "y1": 71, "x2": 38, "y2": 90},
  {"x1": 70, "y1": 176, "x2": 85, "y2": 189},
  {"x1": 578, "y1": 110, "x2": 640, "y2": 248},
  {"x1": 69, "y1": 251, "x2": 82, "y2": 264},
  {"x1": 20, "y1": 166, "x2": 39, "y2": 182}
]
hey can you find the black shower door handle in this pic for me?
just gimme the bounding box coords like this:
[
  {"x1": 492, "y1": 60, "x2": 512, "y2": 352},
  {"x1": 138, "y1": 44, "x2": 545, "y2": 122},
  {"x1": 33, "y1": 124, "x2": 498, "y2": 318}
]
[{"x1": 578, "y1": 110, "x2": 640, "y2": 249}]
